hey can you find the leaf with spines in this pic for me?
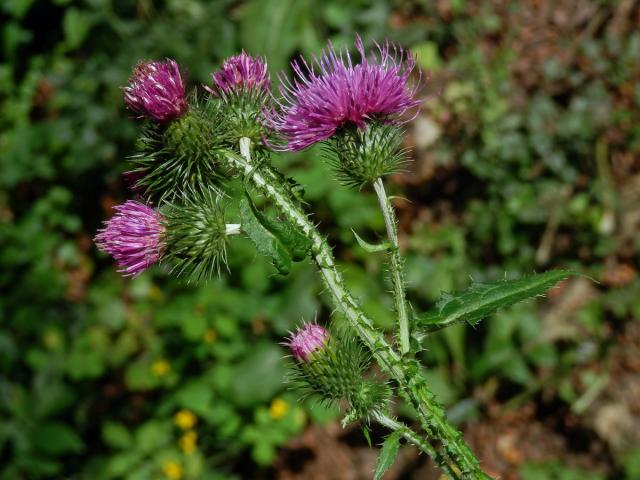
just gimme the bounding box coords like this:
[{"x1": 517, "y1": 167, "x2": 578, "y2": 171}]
[
  {"x1": 248, "y1": 198, "x2": 312, "y2": 261},
  {"x1": 239, "y1": 197, "x2": 292, "y2": 275},
  {"x1": 415, "y1": 270, "x2": 577, "y2": 333},
  {"x1": 352, "y1": 229, "x2": 391, "y2": 253},
  {"x1": 374, "y1": 431, "x2": 402, "y2": 480}
]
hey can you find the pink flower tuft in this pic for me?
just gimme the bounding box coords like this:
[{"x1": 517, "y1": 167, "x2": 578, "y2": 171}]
[
  {"x1": 209, "y1": 52, "x2": 270, "y2": 95},
  {"x1": 124, "y1": 59, "x2": 188, "y2": 122},
  {"x1": 95, "y1": 200, "x2": 164, "y2": 277},
  {"x1": 265, "y1": 35, "x2": 420, "y2": 151},
  {"x1": 286, "y1": 324, "x2": 329, "y2": 362}
]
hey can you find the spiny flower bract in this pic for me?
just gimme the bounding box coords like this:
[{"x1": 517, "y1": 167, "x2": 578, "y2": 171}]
[
  {"x1": 95, "y1": 200, "x2": 164, "y2": 277},
  {"x1": 266, "y1": 35, "x2": 420, "y2": 151},
  {"x1": 124, "y1": 59, "x2": 188, "y2": 122}
]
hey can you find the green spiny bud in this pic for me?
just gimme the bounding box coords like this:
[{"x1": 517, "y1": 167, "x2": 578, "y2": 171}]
[
  {"x1": 161, "y1": 188, "x2": 238, "y2": 282},
  {"x1": 207, "y1": 52, "x2": 271, "y2": 144},
  {"x1": 287, "y1": 324, "x2": 390, "y2": 422},
  {"x1": 322, "y1": 121, "x2": 407, "y2": 188},
  {"x1": 129, "y1": 94, "x2": 229, "y2": 201}
]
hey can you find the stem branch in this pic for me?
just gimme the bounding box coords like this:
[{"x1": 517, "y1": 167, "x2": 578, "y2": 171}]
[
  {"x1": 373, "y1": 177, "x2": 410, "y2": 355},
  {"x1": 229, "y1": 138, "x2": 489, "y2": 479}
]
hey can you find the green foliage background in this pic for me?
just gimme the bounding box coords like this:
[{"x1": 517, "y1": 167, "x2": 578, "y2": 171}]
[{"x1": 1, "y1": 1, "x2": 639, "y2": 479}]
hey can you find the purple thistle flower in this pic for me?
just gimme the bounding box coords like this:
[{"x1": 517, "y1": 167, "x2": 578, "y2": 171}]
[
  {"x1": 95, "y1": 200, "x2": 165, "y2": 277},
  {"x1": 265, "y1": 36, "x2": 420, "y2": 151},
  {"x1": 124, "y1": 59, "x2": 188, "y2": 122},
  {"x1": 209, "y1": 52, "x2": 270, "y2": 95},
  {"x1": 286, "y1": 324, "x2": 329, "y2": 362}
]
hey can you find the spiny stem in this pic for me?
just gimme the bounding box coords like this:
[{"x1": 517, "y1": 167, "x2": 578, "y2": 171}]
[
  {"x1": 373, "y1": 177, "x2": 410, "y2": 355},
  {"x1": 371, "y1": 412, "x2": 462, "y2": 480},
  {"x1": 229, "y1": 139, "x2": 489, "y2": 479}
]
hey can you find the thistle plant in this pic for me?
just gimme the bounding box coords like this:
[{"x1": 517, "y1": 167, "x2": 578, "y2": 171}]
[{"x1": 96, "y1": 39, "x2": 574, "y2": 479}]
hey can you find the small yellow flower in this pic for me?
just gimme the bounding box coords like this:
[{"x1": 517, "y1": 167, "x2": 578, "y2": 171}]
[
  {"x1": 204, "y1": 329, "x2": 218, "y2": 343},
  {"x1": 179, "y1": 430, "x2": 198, "y2": 454},
  {"x1": 174, "y1": 409, "x2": 197, "y2": 430},
  {"x1": 152, "y1": 359, "x2": 171, "y2": 377},
  {"x1": 269, "y1": 398, "x2": 289, "y2": 420},
  {"x1": 162, "y1": 460, "x2": 183, "y2": 480}
]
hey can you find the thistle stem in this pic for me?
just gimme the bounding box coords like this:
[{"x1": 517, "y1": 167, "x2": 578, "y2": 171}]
[
  {"x1": 372, "y1": 412, "x2": 462, "y2": 480},
  {"x1": 373, "y1": 177, "x2": 410, "y2": 355},
  {"x1": 229, "y1": 138, "x2": 489, "y2": 479}
]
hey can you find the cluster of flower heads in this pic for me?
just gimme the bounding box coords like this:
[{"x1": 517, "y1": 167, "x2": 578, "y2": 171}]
[
  {"x1": 96, "y1": 36, "x2": 419, "y2": 277},
  {"x1": 97, "y1": 55, "x2": 270, "y2": 276},
  {"x1": 265, "y1": 35, "x2": 420, "y2": 151}
]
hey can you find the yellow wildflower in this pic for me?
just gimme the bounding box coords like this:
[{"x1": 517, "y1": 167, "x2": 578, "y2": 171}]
[
  {"x1": 152, "y1": 359, "x2": 171, "y2": 377},
  {"x1": 179, "y1": 430, "x2": 198, "y2": 454},
  {"x1": 269, "y1": 398, "x2": 289, "y2": 420},
  {"x1": 162, "y1": 460, "x2": 183, "y2": 480},
  {"x1": 204, "y1": 329, "x2": 218, "y2": 343},
  {"x1": 174, "y1": 409, "x2": 197, "y2": 430}
]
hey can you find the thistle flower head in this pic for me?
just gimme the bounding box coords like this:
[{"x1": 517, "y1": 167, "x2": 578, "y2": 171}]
[
  {"x1": 287, "y1": 323, "x2": 329, "y2": 362},
  {"x1": 209, "y1": 52, "x2": 270, "y2": 95},
  {"x1": 124, "y1": 59, "x2": 188, "y2": 122},
  {"x1": 95, "y1": 201, "x2": 164, "y2": 277},
  {"x1": 266, "y1": 35, "x2": 420, "y2": 151}
]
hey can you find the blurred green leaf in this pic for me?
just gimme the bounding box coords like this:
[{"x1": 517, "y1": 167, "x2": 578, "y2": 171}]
[
  {"x1": 230, "y1": 342, "x2": 286, "y2": 407},
  {"x1": 33, "y1": 422, "x2": 84, "y2": 455}
]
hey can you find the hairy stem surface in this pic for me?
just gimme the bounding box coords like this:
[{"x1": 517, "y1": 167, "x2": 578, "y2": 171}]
[
  {"x1": 373, "y1": 177, "x2": 410, "y2": 355},
  {"x1": 372, "y1": 412, "x2": 461, "y2": 480},
  {"x1": 229, "y1": 138, "x2": 490, "y2": 479}
]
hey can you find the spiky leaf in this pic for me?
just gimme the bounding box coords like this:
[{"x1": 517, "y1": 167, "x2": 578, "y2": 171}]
[
  {"x1": 352, "y1": 229, "x2": 390, "y2": 253},
  {"x1": 239, "y1": 197, "x2": 292, "y2": 275},
  {"x1": 248, "y1": 200, "x2": 312, "y2": 260},
  {"x1": 374, "y1": 431, "x2": 402, "y2": 480},
  {"x1": 416, "y1": 270, "x2": 576, "y2": 333}
]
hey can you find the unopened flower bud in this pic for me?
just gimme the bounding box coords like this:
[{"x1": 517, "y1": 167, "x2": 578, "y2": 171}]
[
  {"x1": 286, "y1": 326, "x2": 391, "y2": 421},
  {"x1": 124, "y1": 59, "x2": 188, "y2": 122},
  {"x1": 161, "y1": 189, "x2": 232, "y2": 282},
  {"x1": 206, "y1": 53, "x2": 271, "y2": 142},
  {"x1": 209, "y1": 52, "x2": 270, "y2": 95},
  {"x1": 287, "y1": 323, "x2": 329, "y2": 362},
  {"x1": 95, "y1": 201, "x2": 164, "y2": 276}
]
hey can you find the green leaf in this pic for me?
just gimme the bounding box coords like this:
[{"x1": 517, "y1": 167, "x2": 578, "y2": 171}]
[
  {"x1": 240, "y1": 197, "x2": 292, "y2": 275},
  {"x1": 352, "y1": 229, "x2": 390, "y2": 253},
  {"x1": 102, "y1": 422, "x2": 132, "y2": 450},
  {"x1": 416, "y1": 270, "x2": 576, "y2": 333},
  {"x1": 373, "y1": 431, "x2": 402, "y2": 480},
  {"x1": 248, "y1": 196, "x2": 312, "y2": 260},
  {"x1": 33, "y1": 422, "x2": 85, "y2": 455},
  {"x1": 63, "y1": 8, "x2": 92, "y2": 49},
  {"x1": 230, "y1": 342, "x2": 286, "y2": 407}
]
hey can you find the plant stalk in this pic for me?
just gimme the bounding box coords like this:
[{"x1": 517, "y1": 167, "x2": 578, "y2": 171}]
[
  {"x1": 373, "y1": 177, "x2": 410, "y2": 355},
  {"x1": 231, "y1": 138, "x2": 489, "y2": 479},
  {"x1": 371, "y1": 411, "x2": 461, "y2": 480}
]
